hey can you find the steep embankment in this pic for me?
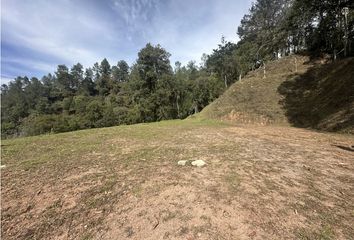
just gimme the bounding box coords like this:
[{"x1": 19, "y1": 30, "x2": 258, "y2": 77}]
[{"x1": 199, "y1": 55, "x2": 354, "y2": 133}]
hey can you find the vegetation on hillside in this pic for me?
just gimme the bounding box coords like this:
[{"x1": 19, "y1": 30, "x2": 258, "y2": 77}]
[
  {"x1": 199, "y1": 55, "x2": 354, "y2": 133},
  {"x1": 2, "y1": 0, "x2": 353, "y2": 137},
  {"x1": 198, "y1": 56, "x2": 311, "y2": 125},
  {"x1": 279, "y1": 57, "x2": 354, "y2": 132}
]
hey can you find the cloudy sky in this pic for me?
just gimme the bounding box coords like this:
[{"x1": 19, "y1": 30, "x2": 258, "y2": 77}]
[{"x1": 1, "y1": 0, "x2": 252, "y2": 83}]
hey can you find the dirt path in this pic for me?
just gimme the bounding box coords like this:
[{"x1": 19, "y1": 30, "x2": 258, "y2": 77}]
[{"x1": 1, "y1": 122, "x2": 353, "y2": 239}]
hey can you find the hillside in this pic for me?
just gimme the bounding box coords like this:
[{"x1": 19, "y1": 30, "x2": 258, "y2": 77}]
[
  {"x1": 198, "y1": 56, "x2": 354, "y2": 133},
  {"x1": 2, "y1": 57, "x2": 354, "y2": 240},
  {"x1": 2, "y1": 119, "x2": 354, "y2": 239}
]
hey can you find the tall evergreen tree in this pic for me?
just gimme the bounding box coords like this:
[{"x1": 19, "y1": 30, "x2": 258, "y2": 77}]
[
  {"x1": 70, "y1": 63, "x2": 84, "y2": 92},
  {"x1": 112, "y1": 60, "x2": 129, "y2": 82},
  {"x1": 96, "y1": 58, "x2": 111, "y2": 96}
]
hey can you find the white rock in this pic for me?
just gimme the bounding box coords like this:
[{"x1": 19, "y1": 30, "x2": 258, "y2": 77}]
[
  {"x1": 177, "y1": 160, "x2": 188, "y2": 166},
  {"x1": 191, "y1": 160, "x2": 206, "y2": 167},
  {"x1": 0, "y1": 165, "x2": 6, "y2": 169}
]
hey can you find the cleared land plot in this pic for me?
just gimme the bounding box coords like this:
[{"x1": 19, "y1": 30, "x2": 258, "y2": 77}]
[{"x1": 1, "y1": 119, "x2": 354, "y2": 239}]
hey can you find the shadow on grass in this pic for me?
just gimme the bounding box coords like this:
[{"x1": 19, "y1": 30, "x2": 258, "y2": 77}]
[
  {"x1": 277, "y1": 58, "x2": 354, "y2": 132},
  {"x1": 332, "y1": 145, "x2": 354, "y2": 152}
]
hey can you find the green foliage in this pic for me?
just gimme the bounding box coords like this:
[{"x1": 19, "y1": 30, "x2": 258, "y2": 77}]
[
  {"x1": 206, "y1": 38, "x2": 238, "y2": 88},
  {"x1": 55, "y1": 65, "x2": 74, "y2": 97},
  {"x1": 21, "y1": 114, "x2": 56, "y2": 136},
  {"x1": 79, "y1": 68, "x2": 95, "y2": 96},
  {"x1": 112, "y1": 60, "x2": 129, "y2": 83},
  {"x1": 2, "y1": 0, "x2": 353, "y2": 138},
  {"x1": 236, "y1": 0, "x2": 354, "y2": 60}
]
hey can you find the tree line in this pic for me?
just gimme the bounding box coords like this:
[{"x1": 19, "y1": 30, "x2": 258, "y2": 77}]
[
  {"x1": 2, "y1": 0, "x2": 353, "y2": 137},
  {"x1": 1, "y1": 43, "x2": 226, "y2": 137}
]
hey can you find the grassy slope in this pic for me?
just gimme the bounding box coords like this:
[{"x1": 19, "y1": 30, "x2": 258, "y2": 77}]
[
  {"x1": 1, "y1": 119, "x2": 354, "y2": 239},
  {"x1": 198, "y1": 55, "x2": 354, "y2": 133}
]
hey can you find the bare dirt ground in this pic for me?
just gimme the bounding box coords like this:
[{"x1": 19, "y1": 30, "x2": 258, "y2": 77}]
[{"x1": 1, "y1": 120, "x2": 354, "y2": 239}]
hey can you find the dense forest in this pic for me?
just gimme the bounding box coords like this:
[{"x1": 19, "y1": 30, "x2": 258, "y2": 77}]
[{"x1": 2, "y1": 0, "x2": 353, "y2": 137}]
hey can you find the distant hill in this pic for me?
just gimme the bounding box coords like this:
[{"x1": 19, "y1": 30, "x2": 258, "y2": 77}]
[{"x1": 198, "y1": 55, "x2": 354, "y2": 134}]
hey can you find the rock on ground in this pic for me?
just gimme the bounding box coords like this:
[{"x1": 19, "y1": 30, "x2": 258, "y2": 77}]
[
  {"x1": 177, "y1": 160, "x2": 188, "y2": 166},
  {"x1": 191, "y1": 160, "x2": 206, "y2": 167}
]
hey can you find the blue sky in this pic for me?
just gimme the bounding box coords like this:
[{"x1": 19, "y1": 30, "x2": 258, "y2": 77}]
[{"x1": 1, "y1": 0, "x2": 252, "y2": 83}]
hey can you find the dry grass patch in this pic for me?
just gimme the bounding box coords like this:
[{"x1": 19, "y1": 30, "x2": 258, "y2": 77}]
[{"x1": 1, "y1": 119, "x2": 353, "y2": 239}]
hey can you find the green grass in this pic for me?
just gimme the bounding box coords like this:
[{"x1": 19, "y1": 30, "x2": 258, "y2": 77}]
[
  {"x1": 1, "y1": 118, "x2": 226, "y2": 169},
  {"x1": 296, "y1": 225, "x2": 335, "y2": 240}
]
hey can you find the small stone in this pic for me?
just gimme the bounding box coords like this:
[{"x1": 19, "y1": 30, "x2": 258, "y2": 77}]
[
  {"x1": 0, "y1": 165, "x2": 6, "y2": 169},
  {"x1": 191, "y1": 160, "x2": 206, "y2": 167},
  {"x1": 178, "y1": 160, "x2": 188, "y2": 166}
]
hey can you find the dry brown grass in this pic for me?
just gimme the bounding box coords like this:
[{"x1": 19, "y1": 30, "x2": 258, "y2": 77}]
[
  {"x1": 198, "y1": 55, "x2": 354, "y2": 133},
  {"x1": 1, "y1": 119, "x2": 353, "y2": 239}
]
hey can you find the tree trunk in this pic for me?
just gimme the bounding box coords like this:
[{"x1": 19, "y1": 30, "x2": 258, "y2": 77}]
[
  {"x1": 224, "y1": 75, "x2": 228, "y2": 88},
  {"x1": 176, "y1": 95, "x2": 180, "y2": 118},
  {"x1": 294, "y1": 57, "x2": 298, "y2": 72},
  {"x1": 263, "y1": 63, "x2": 266, "y2": 79}
]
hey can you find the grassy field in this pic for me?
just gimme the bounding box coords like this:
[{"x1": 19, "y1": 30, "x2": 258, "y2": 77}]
[{"x1": 1, "y1": 119, "x2": 354, "y2": 239}]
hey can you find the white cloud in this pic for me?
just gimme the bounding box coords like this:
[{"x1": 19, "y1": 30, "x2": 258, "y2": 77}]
[
  {"x1": 140, "y1": 0, "x2": 250, "y2": 65},
  {"x1": 1, "y1": 0, "x2": 253, "y2": 78},
  {"x1": 2, "y1": 0, "x2": 117, "y2": 70},
  {"x1": 1, "y1": 77, "x2": 15, "y2": 85},
  {"x1": 3, "y1": 57, "x2": 56, "y2": 73}
]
